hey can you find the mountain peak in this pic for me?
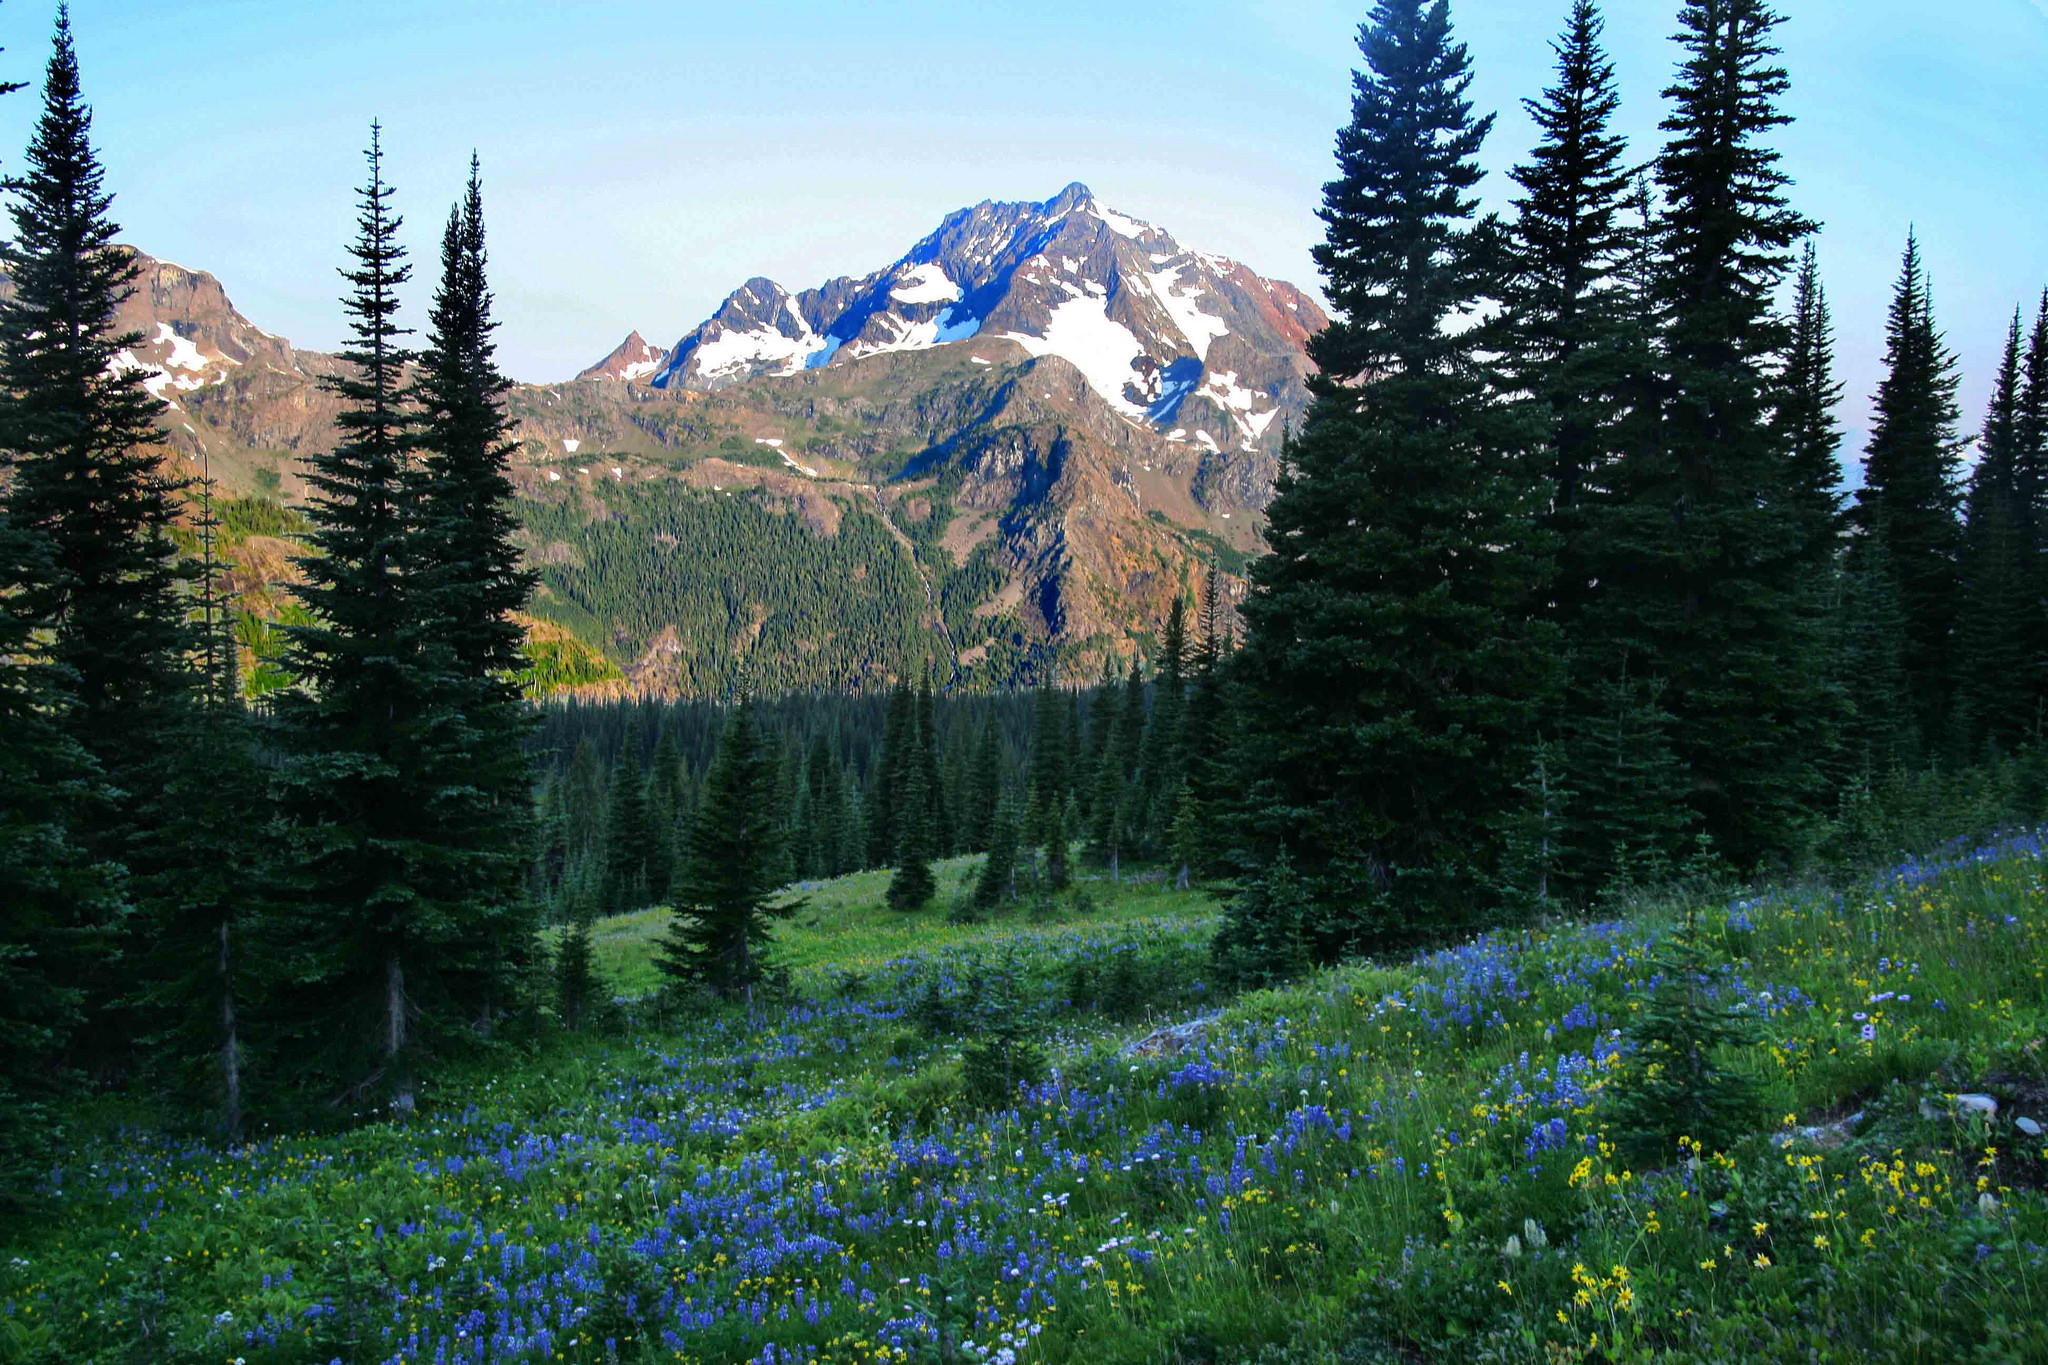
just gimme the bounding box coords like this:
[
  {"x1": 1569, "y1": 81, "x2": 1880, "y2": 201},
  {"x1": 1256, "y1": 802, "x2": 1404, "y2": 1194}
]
[
  {"x1": 576, "y1": 329, "x2": 668, "y2": 383},
  {"x1": 608, "y1": 187, "x2": 1325, "y2": 459},
  {"x1": 1044, "y1": 181, "x2": 1095, "y2": 215}
]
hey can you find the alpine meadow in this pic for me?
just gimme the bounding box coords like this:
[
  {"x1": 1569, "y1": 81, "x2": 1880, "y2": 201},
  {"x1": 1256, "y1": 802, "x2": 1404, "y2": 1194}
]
[{"x1": 8, "y1": 1, "x2": 2048, "y2": 1362}]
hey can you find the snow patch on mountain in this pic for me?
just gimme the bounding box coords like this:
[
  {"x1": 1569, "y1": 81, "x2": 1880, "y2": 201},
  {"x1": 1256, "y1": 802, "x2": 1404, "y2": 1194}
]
[
  {"x1": 693, "y1": 319, "x2": 832, "y2": 382},
  {"x1": 890, "y1": 263, "x2": 961, "y2": 305},
  {"x1": 1144, "y1": 264, "x2": 1229, "y2": 361},
  {"x1": 1005, "y1": 296, "x2": 1148, "y2": 420}
]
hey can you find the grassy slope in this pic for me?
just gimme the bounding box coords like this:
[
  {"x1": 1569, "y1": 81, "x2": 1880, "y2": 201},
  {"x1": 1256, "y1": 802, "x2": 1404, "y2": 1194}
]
[{"x1": 5, "y1": 844, "x2": 2048, "y2": 1364}]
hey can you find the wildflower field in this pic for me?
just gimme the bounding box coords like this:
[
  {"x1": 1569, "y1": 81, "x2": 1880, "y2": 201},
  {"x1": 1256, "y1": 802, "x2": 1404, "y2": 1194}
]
[{"x1": 5, "y1": 840, "x2": 2048, "y2": 1365}]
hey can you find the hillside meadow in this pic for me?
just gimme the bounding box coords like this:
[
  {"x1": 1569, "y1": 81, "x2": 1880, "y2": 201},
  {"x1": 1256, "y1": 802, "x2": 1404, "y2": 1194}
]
[{"x1": 4, "y1": 841, "x2": 2047, "y2": 1364}]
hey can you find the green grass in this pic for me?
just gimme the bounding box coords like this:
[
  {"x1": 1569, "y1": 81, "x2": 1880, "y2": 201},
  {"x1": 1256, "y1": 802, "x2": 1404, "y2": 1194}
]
[
  {"x1": 7, "y1": 838, "x2": 2048, "y2": 1364},
  {"x1": 578, "y1": 855, "x2": 1219, "y2": 994}
]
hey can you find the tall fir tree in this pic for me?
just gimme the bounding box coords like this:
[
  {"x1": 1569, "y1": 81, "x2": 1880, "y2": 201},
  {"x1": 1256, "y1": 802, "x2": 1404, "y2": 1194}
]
[
  {"x1": 965, "y1": 718, "x2": 1003, "y2": 853},
  {"x1": 1495, "y1": 0, "x2": 1634, "y2": 629},
  {"x1": 132, "y1": 473, "x2": 269, "y2": 1136},
  {"x1": 972, "y1": 794, "x2": 1020, "y2": 911},
  {"x1": 0, "y1": 12, "x2": 192, "y2": 1049},
  {"x1": 600, "y1": 744, "x2": 654, "y2": 914},
  {"x1": 1780, "y1": 243, "x2": 1847, "y2": 569},
  {"x1": 1135, "y1": 597, "x2": 1188, "y2": 851},
  {"x1": 0, "y1": 512, "x2": 121, "y2": 1205},
  {"x1": 1853, "y1": 232, "x2": 1963, "y2": 747},
  {"x1": 409, "y1": 157, "x2": 538, "y2": 1031},
  {"x1": 2010, "y1": 295, "x2": 2048, "y2": 727},
  {"x1": 656, "y1": 703, "x2": 794, "y2": 1000},
  {"x1": 887, "y1": 721, "x2": 938, "y2": 912},
  {"x1": 1227, "y1": 0, "x2": 1559, "y2": 957},
  {"x1": 1590, "y1": 0, "x2": 1823, "y2": 870},
  {"x1": 916, "y1": 677, "x2": 949, "y2": 857},
  {"x1": 272, "y1": 125, "x2": 445, "y2": 1114},
  {"x1": 1024, "y1": 681, "x2": 1067, "y2": 856},
  {"x1": 1957, "y1": 313, "x2": 2034, "y2": 751}
]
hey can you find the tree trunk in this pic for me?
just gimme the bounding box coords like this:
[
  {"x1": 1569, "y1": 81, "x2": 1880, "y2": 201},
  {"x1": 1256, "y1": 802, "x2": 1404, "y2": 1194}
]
[
  {"x1": 1175, "y1": 860, "x2": 1190, "y2": 892},
  {"x1": 219, "y1": 921, "x2": 240, "y2": 1141},
  {"x1": 386, "y1": 952, "x2": 414, "y2": 1115}
]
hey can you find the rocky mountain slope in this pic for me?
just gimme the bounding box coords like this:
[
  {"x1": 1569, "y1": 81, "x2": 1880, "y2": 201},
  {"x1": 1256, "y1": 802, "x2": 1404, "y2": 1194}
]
[{"x1": 75, "y1": 187, "x2": 1323, "y2": 697}]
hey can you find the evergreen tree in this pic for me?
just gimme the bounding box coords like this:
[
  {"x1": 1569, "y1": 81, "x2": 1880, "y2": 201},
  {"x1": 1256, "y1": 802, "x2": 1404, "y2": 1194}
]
[
  {"x1": 1496, "y1": 0, "x2": 1634, "y2": 630},
  {"x1": 1565, "y1": 665, "x2": 1693, "y2": 896},
  {"x1": 656, "y1": 704, "x2": 793, "y2": 1000},
  {"x1": 0, "y1": 512, "x2": 120, "y2": 1205},
  {"x1": 1835, "y1": 537, "x2": 1918, "y2": 774},
  {"x1": 1210, "y1": 851, "x2": 1314, "y2": 989},
  {"x1": 1780, "y1": 243, "x2": 1847, "y2": 569},
  {"x1": 916, "y1": 677, "x2": 949, "y2": 857},
  {"x1": 2017, "y1": 294, "x2": 2048, "y2": 723},
  {"x1": 963, "y1": 718, "x2": 1002, "y2": 853},
  {"x1": 132, "y1": 475, "x2": 269, "y2": 1136},
  {"x1": 272, "y1": 126, "x2": 443, "y2": 1114},
  {"x1": 600, "y1": 744, "x2": 653, "y2": 914},
  {"x1": 1178, "y1": 571, "x2": 1229, "y2": 875},
  {"x1": 554, "y1": 910, "x2": 599, "y2": 1033},
  {"x1": 972, "y1": 794, "x2": 1020, "y2": 911},
  {"x1": 1136, "y1": 597, "x2": 1188, "y2": 850},
  {"x1": 1044, "y1": 801, "x2": 1072, "y2": 893},
  {"x1": 866, "y1": 683, "x2": 915, "y2": 867},
  {"x1": 887, "y1": 737, "x2": 938, "y2": 912},
  {"x1": 1604, "y1": 920, "x2": 1766, "y2": 1164},
  {"x1": 0, "y1": 13, "x2": 191, "y2": 1045},
  {"x1": 1024, "y1": 682, "x2": 1066, "y2": 854},
  {"x1": 1592, "y1": 0, "x2": 1824, "y2": 870},
  {"x1": 409, "y1": 156, "x2": 538, "y2": 1032},
  {"x1": 564, "y1": 735, "x2": 607, "y2": 871},
  {"x1": 1853, "y1": 233, "x2": 1963, "y2": 745},
  {"x1": 1231, "y1": 0, "x2": 1559, "y2": 956},
  {"x1": 1957, "y1": 314, "x2": 2034, "y2": 751}
]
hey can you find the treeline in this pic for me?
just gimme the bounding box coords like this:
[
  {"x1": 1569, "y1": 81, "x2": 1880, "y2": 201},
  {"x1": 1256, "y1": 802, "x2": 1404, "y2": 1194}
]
[
  {"x1": 0, "y1": 16, "x2": 541, "y2": 1198},
  {"x1": 528, "y1": 582, "x2": 1228, "y2": 924}
]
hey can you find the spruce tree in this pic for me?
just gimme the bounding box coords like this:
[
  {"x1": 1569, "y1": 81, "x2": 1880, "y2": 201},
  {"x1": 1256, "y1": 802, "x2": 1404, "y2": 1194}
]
[
  {"x1": 1957, "y1": 314, "x2": 2034, "y2": 751},
  {"x1": 600, "y1": 744, "x2": 653, "y2": 913},
  {"x1": 1496, "y1": 0, "x2": 1634, "y2": 630},
  {"x1": 866, "y1": 683, "x2": 914, "y2": 867},
  {"x1": 132, "y1": 475, "x2": 269, "y2": 1136},
  {"x1": 0, "y1": 513, "x2": 120, "y2": 1206},
  {"x1": 972, "y1": 794, "x2": 1020, "y2": 911},
  {"x1": 1177, "y1": 570, "x2": 1229, "y2": 876},
  {"x1": 1780, "y1": 243, "x2": 1847, "y2": 569},
  {"x1": 554, "y1": 910, "x2": 600, "y2": 1033},
  {"x1": 2017, "y1": 295, "x2": 2048, "y2": 724},
  {"x1": 656, "y1": 703, "x2": 793, "y2": 1000},
  {"x1": 916, "y1": 677, "x2": 949, "y2": 857},
  {"x1": 1024, "y1": 681, "x2": 1066, "y2": 856},
  {"x1": 1853, "y1": 232, "x2": 1963, "y2": 746},
  {"x1": 887, "y1": 738, "x2": 938, "y2": 913},
  {"x1": 965, "y1": 717, "x2": 1003, "y2": 853},
  {"x1": 1593, "y1": 0, "x2": 1823, "y2": 870},
  {"x1": 1835, "y1": 538, "x2": 1918, "y2": 774},
  {"x1": 410, "y1": 156, "x2": 538, "y2": 1031},
  {"x1": 1231, "y1": 0, "x2": 1559, "y2": 955},
  {"x1": 272, "y1": 125, "x2": 443, "y2": 1114},
  {"x1": 1136, "y1": 597, "x2": 1188, "y2": 851},
  {"x1": 0, "y1": 13, "x2": 191, "y2": 1046}
]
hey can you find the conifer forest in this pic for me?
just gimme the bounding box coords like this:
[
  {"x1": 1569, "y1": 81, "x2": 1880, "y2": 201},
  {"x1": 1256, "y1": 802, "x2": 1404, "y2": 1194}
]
[{"x1": 4, "y1": 2, "x2": 2048, "y2": 1362}]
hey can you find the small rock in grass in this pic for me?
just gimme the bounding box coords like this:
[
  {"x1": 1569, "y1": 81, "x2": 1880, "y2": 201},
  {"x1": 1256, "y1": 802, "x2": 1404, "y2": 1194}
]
[
  {"x1": 2017, "y1": 1116, "x2": 2044, "y2": 1137},
  {"x1": 1955, "y1": 1093, "x2": 1999, "y2": 1117}
]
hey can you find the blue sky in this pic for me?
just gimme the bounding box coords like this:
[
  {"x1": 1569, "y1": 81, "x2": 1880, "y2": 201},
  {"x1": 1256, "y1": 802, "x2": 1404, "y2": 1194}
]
[{"x1": 1, "y1": 0, "x2": 2044, "y2": 460}]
